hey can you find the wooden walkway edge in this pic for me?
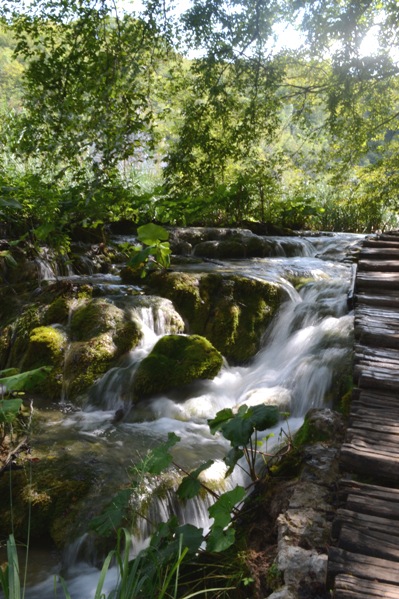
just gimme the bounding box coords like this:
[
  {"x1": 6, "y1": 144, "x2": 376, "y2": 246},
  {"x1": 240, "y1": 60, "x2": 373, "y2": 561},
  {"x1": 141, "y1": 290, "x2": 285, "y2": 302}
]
[{"x1": 328, "y1": 231, "x2": 399, "y2": 599}]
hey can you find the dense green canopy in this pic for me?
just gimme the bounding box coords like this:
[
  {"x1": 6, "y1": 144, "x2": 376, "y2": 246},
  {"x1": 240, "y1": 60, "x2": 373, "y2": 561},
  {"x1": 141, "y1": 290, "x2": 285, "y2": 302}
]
[{"x1": 0, "y1": 0, "x2": 398, "y2": 244}]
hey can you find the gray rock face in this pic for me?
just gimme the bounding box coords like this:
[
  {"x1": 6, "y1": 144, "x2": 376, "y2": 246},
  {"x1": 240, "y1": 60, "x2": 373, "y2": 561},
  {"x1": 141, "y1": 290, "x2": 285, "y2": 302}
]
[{"x1": 265, "y1": 409, "x2": 344, "y2": 599}]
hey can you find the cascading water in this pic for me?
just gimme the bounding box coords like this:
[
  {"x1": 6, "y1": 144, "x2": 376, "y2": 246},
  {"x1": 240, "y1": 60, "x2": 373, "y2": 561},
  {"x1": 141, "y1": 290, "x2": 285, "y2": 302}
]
[{"x1": 20, "y1": 232, "x2": 362, "y2": 599}]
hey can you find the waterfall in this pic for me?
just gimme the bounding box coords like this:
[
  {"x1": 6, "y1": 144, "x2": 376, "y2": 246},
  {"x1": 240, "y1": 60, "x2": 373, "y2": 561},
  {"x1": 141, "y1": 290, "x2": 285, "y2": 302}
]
[{"x1": 22, "y1": 233, "x2": 359, "y2": 599}]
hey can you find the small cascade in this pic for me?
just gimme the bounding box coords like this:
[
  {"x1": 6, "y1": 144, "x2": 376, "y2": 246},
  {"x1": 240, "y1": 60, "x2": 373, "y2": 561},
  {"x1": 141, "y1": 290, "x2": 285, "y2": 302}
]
[
  {"x1": 34, "y1": 247, "x2": 74, "y2": 281},
  {"x1": 21, "y1": 232, "x2": 360, "y2": 599},
  {"x1": 87, "y1": 297, "x2": 185, "y2": 411}
]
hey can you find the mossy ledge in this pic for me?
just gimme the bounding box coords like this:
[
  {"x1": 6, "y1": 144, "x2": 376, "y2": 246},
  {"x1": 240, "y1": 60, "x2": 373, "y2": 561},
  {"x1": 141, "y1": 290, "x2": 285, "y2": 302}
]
[{"x1": 145, "y1": 271, "x2": 284, "y2": 364}]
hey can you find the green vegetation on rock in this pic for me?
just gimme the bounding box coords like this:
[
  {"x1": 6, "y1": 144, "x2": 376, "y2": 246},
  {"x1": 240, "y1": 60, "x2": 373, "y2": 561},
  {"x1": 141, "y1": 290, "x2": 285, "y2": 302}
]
[
  {"x1": 147, "y1": 272, "x2": 283, "y2": 363},
  {"x1": 132, "y1": 334, "x2": 223, "y2": 401}
]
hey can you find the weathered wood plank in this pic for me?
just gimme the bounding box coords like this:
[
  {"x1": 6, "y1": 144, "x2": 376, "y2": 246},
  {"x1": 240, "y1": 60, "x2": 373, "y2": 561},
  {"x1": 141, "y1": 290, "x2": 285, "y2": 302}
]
[
  {"x1": 356, "y1": 272, "x2": 399, "y2": 290},
  {"x1": 340, "y1": 445, "x2": 399, "y2": 481},
  {"x1": 359, "y1": 260, "x2": 399, "y2": 272},
  {"x1": 328, "y1": 547, "x2": 399, "y2": 584},
  {"x1": 355, "y1": 292, "x2": 399, "y2": 309},
  {"x1": 333, "y1": 508, "x2": 399, "y2": 535},
  {"x1": 338, "y1": 480, "x2": 399, "y2": 503},
  {"x1": 334, "y1": 574, "x2": 399, "y2": 599},
  {"x1": 339, "y1": 524, "x2": 399, "y2": 561},
  {"x1": 359, "y1": 371, "x2": 399, "y2": 391},
  {"x1": 362, "y1": 239, "x2": 399, "y2": 249},
  {"x1": 359, "y1": 248, "x2": 399, "y2": 260},
  {"x1": 356, "y1": 330, "x2": 399, "y2": 349}
]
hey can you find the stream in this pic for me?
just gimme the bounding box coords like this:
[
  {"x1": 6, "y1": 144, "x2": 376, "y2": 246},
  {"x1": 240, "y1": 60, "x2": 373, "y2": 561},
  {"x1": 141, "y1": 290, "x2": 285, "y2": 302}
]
[{"x1": 3, "y1": 232, "x2": 363, "y2": 599}]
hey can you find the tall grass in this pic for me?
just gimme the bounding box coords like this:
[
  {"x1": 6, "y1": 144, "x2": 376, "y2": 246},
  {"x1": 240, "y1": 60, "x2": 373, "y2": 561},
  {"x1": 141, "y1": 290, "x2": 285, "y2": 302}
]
[{"x1": 0, "y1": 529, "x2": 234, "y2": 599}]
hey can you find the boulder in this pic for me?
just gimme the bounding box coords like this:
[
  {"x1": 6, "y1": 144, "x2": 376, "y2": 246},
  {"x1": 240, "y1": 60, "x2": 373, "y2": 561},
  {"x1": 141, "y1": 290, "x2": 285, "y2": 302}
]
[{"x1": 131, "y1": 334, "x2": 223, "y2": 401}]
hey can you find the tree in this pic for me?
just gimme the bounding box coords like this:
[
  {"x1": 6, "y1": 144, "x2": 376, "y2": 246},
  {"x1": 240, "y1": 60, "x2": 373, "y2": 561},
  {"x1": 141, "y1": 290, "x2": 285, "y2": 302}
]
[{"x1": 0, "y1": 0, "x2": 179, "y2": 231}]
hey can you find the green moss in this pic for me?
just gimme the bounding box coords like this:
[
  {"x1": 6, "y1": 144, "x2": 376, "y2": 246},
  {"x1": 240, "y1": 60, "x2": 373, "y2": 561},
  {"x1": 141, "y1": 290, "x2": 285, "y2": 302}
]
[
  {"x1": 339, "y1": 389, "x2": 352, "y2": 418},
  {"x1": 113, "y1": 319, "x2": 143, "y2": 355},
  {"x1": 294, "y1": 413, "x2": 331, "y2": 447},
  {"x1": 44, "y1": 296, "x2": 71, "y2": 325},
  {"x1": 24, "y1": 326, "x2": 66, "y2": 370},
  {"x1": 146, "y1": 271, "x2": 283, "y2": 364},
  {"x1": 64, "y1": 333, "x2": 117, "y2": 400},
  {"x1": 0, "y1": 455, "x2": 94, "y2": 548},
  {"x1": 70, "y1": 299, "x2": 125, "y2": 341},
  {"x1": 132, "y1": 334, "x2": 223, "y2": 401},
  {"x1": 9, "y1": 305, "x2": 45, "y2": 367}
]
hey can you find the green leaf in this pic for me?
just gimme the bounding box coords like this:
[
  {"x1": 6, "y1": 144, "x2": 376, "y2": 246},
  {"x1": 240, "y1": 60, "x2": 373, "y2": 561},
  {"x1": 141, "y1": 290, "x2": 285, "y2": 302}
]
[
  {"x1": 208, "y1": 405, "x2": 280, "y2": 447},
  {"x1": 144, "y1": 432, "x2": 180, "y2": 475},
  {"x1": 127, "y1": 246, "x2": 153, "y2": 269},
  {"x1": 208, "y1": 486, "x2": 245, "y2": 529},
  {"x1": 206, "y1": 525, "x2": 236, "y2": 553},
  {"x1": 137, "y1": 223, "x2": 169, "y2": 245},
  {"x1": 247, "y1": 404, "x2": 280, "y2": 431},
  {"x1": 208, "y1": 408, "x2": 234, "y2": 435},
  {"x1": 90, "y1": 488, "x2": 132, "y2": 536},
  {"x1": 220, "y1": 416, "x2": 253, "y2": 446},
  {"x1": 224, "y1": 447, "x2": 244, "y2": 476},
  {"x1": 0, "y1": 367, "x2": 52, "y2": 393},
  {"x1": 0, "y1": 398, "x2": 23, "y2": 425},
  {"x1": 177, "y1": 459, "x2": 214, "y2": 501},
  {"x1": 175, "y1": 523, "x2": 203, "y2": 555}
]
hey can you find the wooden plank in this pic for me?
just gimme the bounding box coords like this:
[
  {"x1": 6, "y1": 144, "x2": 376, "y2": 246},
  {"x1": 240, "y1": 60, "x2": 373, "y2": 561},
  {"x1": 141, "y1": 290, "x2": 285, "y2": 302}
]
[
  {"x1": 359, "y1": 260, "x2": 399, "y2": 272},
  {"x1": 356, "y1": 272, "x2": 399, "y2": 290},
  {"x1": 328, "y1": 547, "x2": 399, "y2": 584},
  {"x1": 359, "y1": 371, "x2": 399, "y2": 391},
  {"x1": 362, "y1": 239, "x2": 399, "y2": 249},
  {"x1": 353, "y1": 388, "x2": 399, "y2": 405},
  {"x1": 359, "y1": 248, "x2": 399, "y2": 260},
  {"x1": 355, "y1": 292, "x2": 399, "y2": 309},
  {"x1": 339, "y1": 524, "x2": 399, "y2": 561},
  {"x1": 334, "y1": 508, "x2": 399, "y2": 534},
  {"x1": 334, "y1": 574, "x2": 399, "y2": 599},
  {"x1": 340, "y1": 445, "x2": 399, "y2": 481},
  {"x1": 338, "y1": 479, "x2": 399, "y2": 499},
  {"x1": 356, "y1": 331, "x2": 399, "y2": 350}
]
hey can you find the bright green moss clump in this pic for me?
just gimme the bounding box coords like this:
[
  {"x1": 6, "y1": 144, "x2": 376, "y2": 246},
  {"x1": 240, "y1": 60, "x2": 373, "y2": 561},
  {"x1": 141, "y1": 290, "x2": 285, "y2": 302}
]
[
  {"x1": 132, "y1": 334, "x2": 223, "y2": 401},
  {"x1": 24, "y1": 326, "x2": 66, "y2": 369}
]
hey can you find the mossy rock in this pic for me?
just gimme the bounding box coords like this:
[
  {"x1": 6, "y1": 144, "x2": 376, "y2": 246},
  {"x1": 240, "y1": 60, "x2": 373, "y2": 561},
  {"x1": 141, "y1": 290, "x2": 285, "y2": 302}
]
[
  {"x1": 146, "y1": 272, "x2": 283, "y2": 364},
  {"x1": 23, "y1": 326, "x2": 66, "y2": 370},
  {"x1": 146, "y1": 271, "x2": 206, "y2": 330},
  {"x1": 0, "y1": 325, "x2": 12, "y2": 370},
  {"x1": 113, "y1": 319, "x2": 143, "y2": 355},
  {"x1": 70, "y1": 299, "x2": 126, "y2": 341},
  {"x1": 8, "y1": 305, "x2": 45, "y2": 367},
  {"x1": 69, "y1": 298, "x2": 142, "y2": 353},
  {"x1": 132, "y1": 334, "x2": 223, "y2": 401},
  {"x1": 63, "y1": 333, "x2": 119, "y2": 400},
  {"x1": 44, "y1": 296, "x2": 72, "y2": 325},
  {"x1": 0, "y1": 454, "x2": 95, "y2": 548},
  {"x1": 19, "y1": 326, "x2": 66, "y2": 398},
  {"x1": 294, "y1": 408, "x2": 344, "y2": 447}
]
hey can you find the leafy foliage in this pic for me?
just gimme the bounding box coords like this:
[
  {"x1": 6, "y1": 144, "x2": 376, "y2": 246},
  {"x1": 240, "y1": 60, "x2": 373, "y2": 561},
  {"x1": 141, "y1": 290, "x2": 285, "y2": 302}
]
[
  {"x1": 126, "y1": 223, "x2": 171, "y2": 278},
  {"x1": 209, "y1": 404, "x2": 280, "y2": 480}
]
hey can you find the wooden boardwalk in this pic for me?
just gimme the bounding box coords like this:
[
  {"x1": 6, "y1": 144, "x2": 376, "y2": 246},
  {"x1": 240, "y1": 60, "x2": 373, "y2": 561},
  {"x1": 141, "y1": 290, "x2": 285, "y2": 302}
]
[{"x1": 328, "y1": 231, "x2": 399, "y2": 598}]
